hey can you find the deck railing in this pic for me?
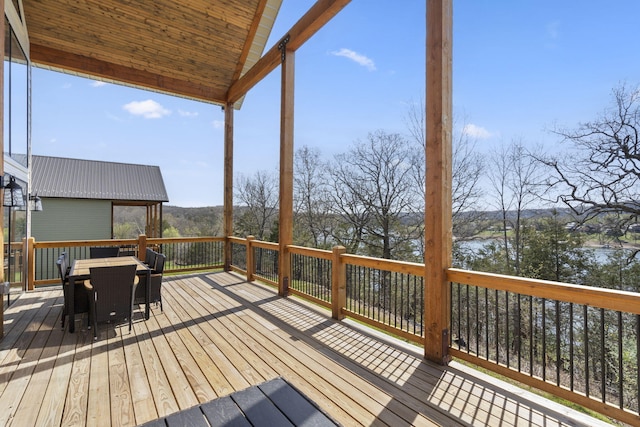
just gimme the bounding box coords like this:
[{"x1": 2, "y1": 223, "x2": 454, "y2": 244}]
[
  {"x1": 447, "y1": 269, "x2": 640, "y2": 426},
  {"x1": 341, "y1": 253, "x2": 425, "y2": 343},
  {"x1": 228, "y1": 237, "x2": 247, "y2": 274},
  {"x1": 252, "y1": 240, "x2": 279, "y2": 286},
  {"x1": 290, "y1": 245, "x2": 332, "y2": 307},
  {"x1": 28, "y1": 236, "x2": 225, "y2": 287},
  {"x1": 147, "y1": 237, "x2": 225, "y2": 273},
  {"x1": 20, "y1": 234, "x2": 640, "y2": 425}
]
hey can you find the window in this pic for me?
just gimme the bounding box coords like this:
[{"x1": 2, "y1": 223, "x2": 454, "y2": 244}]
[{"x1": 3, "y1": 19, "x2": 29, "y2": 167}]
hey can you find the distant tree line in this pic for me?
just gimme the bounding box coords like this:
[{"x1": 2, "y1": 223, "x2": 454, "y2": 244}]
[
  {"x1": 115, "y1": 82, "x2": 640, "y2": 282},
  {"x1": 234, "y1": 84, "x2": 640, "y2": 265}
]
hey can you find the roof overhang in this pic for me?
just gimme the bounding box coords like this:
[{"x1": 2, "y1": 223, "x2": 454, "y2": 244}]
[
  {"x1": 22, "y1": 0, "x2": 351, "y2": 108},
  {"x1": 23, "y1": 0, "x2": 283, "y2": 107}
]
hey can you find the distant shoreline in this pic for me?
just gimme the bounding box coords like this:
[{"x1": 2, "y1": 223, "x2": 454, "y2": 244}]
[
  {"x1": 583, "y1": 241, "x2": 640, "y2": 249},
  {"x1": 459, "y1": 237, "x2": 640, "y2": 250}
]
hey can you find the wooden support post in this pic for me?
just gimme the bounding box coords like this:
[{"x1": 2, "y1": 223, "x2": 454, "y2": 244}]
[
  {"x1": 224, "y1": 102, "x2": 234, "y2": 272},
  {"x1": 159, "y1": 203, "x2": 163, "y2": 238},
  {"x1": 246, "y1": 236, "x2": 255, "y2": 282},
  {"x1": 278, "y1": 46, "x2": 295, "y2": 297},
  {"x1": 331, "y1": 246, "x2": 346, "y2": 320},
  {"x1": 152, "y1": 204, "x2": 157, "y2": 237},
  {"x1": 146, "y1": 205, "x2": 151, "y2": 237},
  {"x1": 26, "y1": 237, "x2": 35, "y2": 291},
  {"x1": 138, "y1": 234, "x2": 148, "y2": 262},
  {"x1": 424, "y1": 0, "x2": 453, "y2": 365}
]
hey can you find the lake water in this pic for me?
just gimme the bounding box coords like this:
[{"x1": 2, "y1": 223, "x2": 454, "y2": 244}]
[{"x1": 456, "y1": 239, "x2": 635, "y2": 264}]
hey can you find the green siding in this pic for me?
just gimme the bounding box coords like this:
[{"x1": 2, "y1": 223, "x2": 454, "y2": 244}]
[{"x1": 32, "y1": 198, "x2": 112, "y2": 241}]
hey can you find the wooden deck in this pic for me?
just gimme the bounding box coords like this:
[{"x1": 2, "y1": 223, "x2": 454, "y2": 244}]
[{"x1": 0, "y1": 272, "x2": 612, "y2": 426}]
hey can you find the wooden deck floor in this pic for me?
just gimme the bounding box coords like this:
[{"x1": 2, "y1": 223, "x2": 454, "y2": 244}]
[{"x1": 0, "y1": 272, "x2": 612, "y2": 427}]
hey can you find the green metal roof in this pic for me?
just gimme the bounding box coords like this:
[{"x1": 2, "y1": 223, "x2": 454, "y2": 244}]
[{"x1": 32, "y1": 155, "x2": 169, "y2": 202}]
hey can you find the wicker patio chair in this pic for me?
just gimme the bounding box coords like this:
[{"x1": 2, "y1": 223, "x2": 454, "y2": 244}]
[
  {"x1": 144, "y1": 248, "x2": 157, "y2": 270},
  {"x1": 86, "y1": 264, "x2": 138, "y2": 339},
  {"x1": 58, "y1": 253, "x2": 90, "y2": 330},
  {"x1": 89, "y1": 246, "x2": 120, "y2": 258},
  {"x1": 134, "y1": 253, "x2": 166, "y2": 311}
]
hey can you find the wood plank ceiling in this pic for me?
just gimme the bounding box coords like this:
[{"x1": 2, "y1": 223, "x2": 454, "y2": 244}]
[{"x1": 23, "y1": 0, "x2": 282, "y2": 106}]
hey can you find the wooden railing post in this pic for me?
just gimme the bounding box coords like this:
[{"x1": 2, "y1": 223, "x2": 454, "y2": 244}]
[
  {"x1": 246, "y1": 236, "x2": 255, "y2": 282},
  {"x1": 138, "y1": 234, "x2": 147, "y2": 262},
  {"x1": 26, "y1": 237, "x2": 35, "y2": 291},
  {"x1": 331, "y1": 246, "x2": 346, "y2": 320}
]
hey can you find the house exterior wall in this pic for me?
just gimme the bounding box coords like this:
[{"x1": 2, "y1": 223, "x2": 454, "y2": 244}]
[{"x1": 31, "y1": 198, "x2": 112, "y2": 241}]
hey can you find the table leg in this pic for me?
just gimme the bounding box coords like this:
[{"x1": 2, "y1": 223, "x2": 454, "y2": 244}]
[
  {"x1": 68, "y1": 277, "x2": 76, "y2": 333},
  {"x1": 145, "y1": 269, "x2": 150, "y2": 320}
]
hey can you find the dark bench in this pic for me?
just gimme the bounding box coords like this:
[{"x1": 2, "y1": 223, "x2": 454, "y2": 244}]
[{"x1": 138, "y1": 377, "x2": 340, "y2": 427}]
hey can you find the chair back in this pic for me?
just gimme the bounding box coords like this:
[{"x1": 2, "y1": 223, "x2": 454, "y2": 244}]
[
  {"x1": 154, "y1": 253, "x2": 166, "y2": 274},
  {"x1": 145, "y1": 248, "x2": 157, "y2": 270},
  {"x1": 89, "y1": 264, "x2": 137, "y2": 323},
  {"x1": 90, "y1": 246, "x2": 120, "y2": 258},
  {"x1": 134, "y1": 253, "x2": 166, "y2": 307},
  {"x1": 59, "y1": 252, "x2": 91, "y2": 328},
  {"x1": 56, "y1": 254, "x2": 67, "y2": 285}
]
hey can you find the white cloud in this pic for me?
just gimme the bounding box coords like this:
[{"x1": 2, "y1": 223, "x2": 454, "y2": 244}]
[
  {"x1": 212, "y1": 120, "x2": 224, "y2": 129},
  {"x1": 91, "y1": 81, "x2": 107, "y2": 87},
  {"x1": 547, "y1": 20, "x2": 561, "y2": 39},
  {"x1": 462, "y1": 123, "x2": 492, "y2": 139},
  {"x1": 178, "y1": 109, "x2": 199, "y2": 117},
  {"x1": 123, "y1": 99, "x2": 171, "y2": 119},
  {"x1": 330, "y1": 48, "x2": 376, "y2": 71}
]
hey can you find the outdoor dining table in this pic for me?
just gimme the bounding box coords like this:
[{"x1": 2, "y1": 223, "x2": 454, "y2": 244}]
[{"x1": 67, "y1": 256, "x2": 151, "y2": 333}]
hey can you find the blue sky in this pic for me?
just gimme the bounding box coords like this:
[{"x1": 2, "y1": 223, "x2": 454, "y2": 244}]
[{"x1": 32, "y1": 1, "x2": 640, "y2": 207}]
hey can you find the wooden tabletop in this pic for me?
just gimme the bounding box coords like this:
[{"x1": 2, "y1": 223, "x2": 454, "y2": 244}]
[
  {"x1": 70, "y1": 256, "x2": 149, "y2": 278},
  {"x1": 68, "y1": 256, "x2": 152, "y2": 326}
]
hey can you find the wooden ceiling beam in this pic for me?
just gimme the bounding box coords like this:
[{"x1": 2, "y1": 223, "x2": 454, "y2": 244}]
[
  {"x1": 232, "y1": 0, "x2": 269, "y2": 82},
  {"x1": 227, "y1": 0, "x2": 350, "y2": 104},
  {"x1": 30, "y1": 44, "x2": 227, "y2": 104}
]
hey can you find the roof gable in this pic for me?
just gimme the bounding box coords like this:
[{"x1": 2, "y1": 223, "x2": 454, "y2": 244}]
[{"x1": 32, "y1": 155, "x2": 169, "y2": 202}]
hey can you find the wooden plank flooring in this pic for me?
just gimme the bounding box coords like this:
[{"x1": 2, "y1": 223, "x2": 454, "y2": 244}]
[{"x1": 0, "y1": 272, "x2": 613, "y2": 426}]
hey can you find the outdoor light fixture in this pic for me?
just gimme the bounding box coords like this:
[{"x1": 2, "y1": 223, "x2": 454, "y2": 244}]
[
  {"x1": 18, "y1": 193, "x2": 43, "y2": 212},
  {"x1": 1, "y1": 175, "x2": 25, "y2": 208},
  {"x1": 29, "y1": 194, "x2": 43, "y2": 212}
]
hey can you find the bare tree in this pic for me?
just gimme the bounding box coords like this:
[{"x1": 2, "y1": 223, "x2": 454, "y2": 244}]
[
  {"x1": 326, "y1": 155, "x2": 370, "y2": 254},
  {"x1": 234, "y1": 170, "x2": 278, "y2": 240},
  {"x1": 488, "y1": 143, "x2": 514, "y2": 271},
  {"x1": 488, "y1": 140, "x2": 545, "y2": 275},
  {"x1": 327, "y1": 130, "x2": 422, "y2": 260},
  {"x1": 405, "y1": 102, "x2": 486, "y2": 243},
  {"x1": 293, "y1": 145, "x2": 335, "y2": 248},
  {"x1": 543, "y1": 84, "x2": 640, "y2": 234}
]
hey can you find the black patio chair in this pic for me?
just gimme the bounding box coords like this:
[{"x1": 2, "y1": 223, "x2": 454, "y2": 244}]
[
  {"x1": 134, "y1": 253, "x2": 166, "y2": 311},
  {"x1": 89, "y1": 246, "x2": 120, "y2": 258},
  {"x1": 144, "y1": 248, "x2": 157, "y2": 270},
  {"x1": 86, "y1": 264, "x2": 138, "y2": 339},
  {"x1": 58, "y1": 253, "x2": 90, "y2": 330}
]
